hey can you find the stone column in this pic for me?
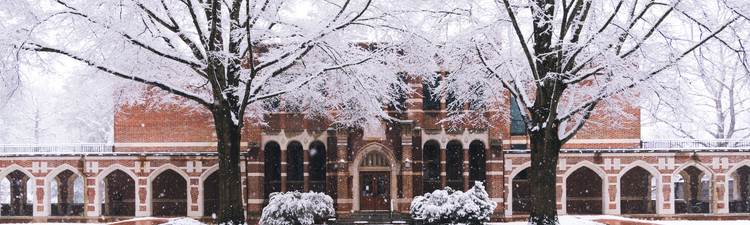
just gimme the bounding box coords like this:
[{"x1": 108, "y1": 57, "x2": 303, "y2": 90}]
[
  {"x1": 716, "y1": 173, "x2": 729, "y2": 214},
  {"x1": 86, "y1": 176, "x2": 99, "y2": 218},
  {"x1": 605, "y1": 174, "x2": 619, "y2": 214},
  {"x1": 660, "y1": 174, "x2": 675, "y2": 214},
  {"x1": 136, "y1": 160, "x2": 150, "y2": 217},
  {"x1": 34, "y1": 177, "x2": 46, "y2": 217},
  {"x1": 188, "y1": 177, "x2": 200, "y2": 217}
]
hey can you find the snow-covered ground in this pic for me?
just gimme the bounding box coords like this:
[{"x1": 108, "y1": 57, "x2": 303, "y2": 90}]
[
  {"x1": 3, "y1": 215, "x2": 750, "y2": 225},
  {"x1": 491, "y1": 215, "x2": 750, "y2": 225}
]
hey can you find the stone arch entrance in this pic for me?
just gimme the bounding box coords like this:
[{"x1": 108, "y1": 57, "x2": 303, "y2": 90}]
[{"x1": 351, "y1": 144, "x2": 401, "y2": 212}]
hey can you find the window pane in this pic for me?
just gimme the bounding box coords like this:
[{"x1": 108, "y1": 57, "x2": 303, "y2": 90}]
[
  {"x1": 468, "y1": 81, "x2": 486, "y2": 110},
  {"x1": 510, "y1": 97, "x2": 525, "y2": 135},
  {"x1": 388, "y1": 73, "x2": 407, "y2": 111},
  {"x1": 423, "y1": 74, "x2": 441, "y2": 111},
  {"x1": 287, "y1": 142, "x2": 304, "y2": 181},
  {"x1": 444, "y1": 72, "x2": 463, "y2": 111}
]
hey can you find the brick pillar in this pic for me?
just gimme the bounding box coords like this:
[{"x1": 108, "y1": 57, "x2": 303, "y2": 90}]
[
  {"x1": 281, "y1": 146, "x2": 287, "y2": 193},
  {"x1": 86, "y1": 176, "x2": 99, "y2": 218},
  {"x1": 440, "y1": 146, "x2": 446, "y2": 189},
  {"x1": 336, "y1": 128, "x2": 351, "y2": 212},
  {"x1": 326, "y1": 128, "x2": 339, "y2": 210},
  {"x1": 303, "y1": 146, "x2": 309, "y2": 192},
  {"x1": 246, "y1": 142, "x2": 264, "y2": 214},
  {"x1": 189, "y1": 178, "x2": 200, "y2": 217},
  {"x1": 463, "y1": 147, "x2": 469, "y2": 191},
  {"x1": 400, "y1": 121, "x2": 413, "y2": 212},
  {"x1": 412, "y1": 127, "x2": 423, "y2": 197},
  {"x1": 488, "y1": 139, "x2": 504, "y2": 218}
]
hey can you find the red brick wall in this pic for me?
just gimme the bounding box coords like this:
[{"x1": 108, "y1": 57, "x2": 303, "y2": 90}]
[{"x1": 115, "y1": 103, "x2": 216, "y2": 144}]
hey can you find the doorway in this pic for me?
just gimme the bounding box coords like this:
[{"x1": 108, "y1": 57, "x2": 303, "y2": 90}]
[{"x1": 360, "y1": 172, "x2": 389, "y2": 211}]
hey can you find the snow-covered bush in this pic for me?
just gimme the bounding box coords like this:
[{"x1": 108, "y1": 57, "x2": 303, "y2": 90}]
[
  {"x1": 410, "y1": 181, "x2": 497, "y2": 225},
  {"x1": 259, "y1": 191, "x2": 334, "y2": 225}
]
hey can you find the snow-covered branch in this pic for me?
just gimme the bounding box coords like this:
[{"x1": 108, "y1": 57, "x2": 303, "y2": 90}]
[{"x1": 25, "y1": 44, "x2": 211, "y2": 107}]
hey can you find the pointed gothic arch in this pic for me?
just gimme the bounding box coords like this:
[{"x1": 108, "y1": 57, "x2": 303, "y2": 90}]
[
  {"x1": 672, "y1": 162, "x2": 714, "y2": 214},
  {"x1": 45, "y1": 164, "x2": 85, "y2": 216},
  {"x1": 148, "y1": 164, "x2": 190, "y2": 217},
  {"x1": 200, "y1": 165, "x2": 220, "y2": 217},
  {"x1": 509, "y1": 162, "x2": 531, "y2": 215},
  {"x1": 0, "y1": 165, "x2": 34, "y2": 217},
  {"x1": 563, "y1": 161, "x2": 606, "y2": 215},
  {"x1": 95, "y1": 164, "x2": 137, "y2": 217}
]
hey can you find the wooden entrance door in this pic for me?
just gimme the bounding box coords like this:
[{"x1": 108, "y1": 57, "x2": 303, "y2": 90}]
[{"x1": 361, "y1": 172, "x2": 390, "y2": 211}]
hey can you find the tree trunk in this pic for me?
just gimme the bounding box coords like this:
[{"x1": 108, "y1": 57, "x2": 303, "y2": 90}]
[
  {"x1": 528, "y1": 130, "x2": 561, "y2": 225},
  {"x1": 213, "y1": 104, "x2": 246, "y2": 225}
]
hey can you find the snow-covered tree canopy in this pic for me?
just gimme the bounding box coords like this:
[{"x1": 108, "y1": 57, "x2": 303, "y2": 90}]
[
  {"x1": 0, "y1": 0, "x2": 439, "y2": 224},
  {"x1": 401, "y1": 1, "x2": 748, "y2": 224},
  {"x1": 2, "y1": 0, "x2": 437, "y2": 129},
  {"x1": 414, "y1": 0, "x2": 748, "y2": 143}
]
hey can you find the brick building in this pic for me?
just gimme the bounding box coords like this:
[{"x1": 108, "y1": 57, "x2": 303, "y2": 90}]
[{"x1": 1, "y1": 72, "x2": 750, "y2": 223}]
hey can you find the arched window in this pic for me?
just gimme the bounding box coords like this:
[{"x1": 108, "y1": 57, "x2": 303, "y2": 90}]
[
  {"x1": 423, "y1": 140, "x2": 441, "y2": 193},
  {"x1": 203, "y1": 171, "x2": 220, "y2": 217},
  {"x1": 468, "y1": 141, "x2": 486, "y2": 184},
  {"x1": 287, "y1": 141, "x2": 304, "y2": 192},
  {"x1": 50, "y1": 170, "x2": 83, "y2": 216},
  {"x1": 264, "y1": 141, "x2": 281, "y2": 199},
  {"x1": 566, "y1": 167, "x2": 602, "y2": 215},
  {"x1": 730, "y1": 166, "x2": 750, "y2": 213},
  {"x1": 445, "y1": 140, "x2": 463, "y2": 190},
  {"x1": 152, "y1": 169, "x2": 187, "y2": 216},
  {"x1": 620, "y1": 166, "x2": 655, "y2": 214},
  {"x1": 102, "y1": 170, "x2": 135, "y2": 216},
  {"x1": 309, "y1": 141, "x2": 326, "y2": 193},
  {"x1": 512, "y1": 168, "x2": 530, "y2": 215},
  {"x1": 675, "y1": 166, "x2": 711, "y2": 214},
  {"x1": 1, "y1": 171, "x2": 32, "y2": 216}
]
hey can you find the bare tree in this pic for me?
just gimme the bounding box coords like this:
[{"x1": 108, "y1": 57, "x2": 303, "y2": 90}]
[
  {"x1": 4, "y1": 0, "x2": 421, "y2": 223},
  {"x1": 643, "y1": 26, "x2": 750, "y2": 144},
  {"x1": 424, "y1": 0, "x2": 745, "y2": 224},
  {"x1": 0, "y1": 78, "x2": 62, "y2": 144}
]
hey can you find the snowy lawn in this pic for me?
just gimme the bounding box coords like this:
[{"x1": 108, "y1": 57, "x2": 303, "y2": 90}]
[
  {"x1": 490, "y1": 215, "x2": 750, "y2": 225},
  {"x1": 4, "y1": 215, "x2": 750, "y2": 225},
  {"x1": 2, "y1": 217, "x2": 204, "y2": 225}
]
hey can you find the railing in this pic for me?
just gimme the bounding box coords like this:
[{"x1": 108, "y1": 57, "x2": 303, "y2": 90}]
[
  {"x1": 641, "y1": 139, "x2": 750, "y2": 149},
  {"x1": 0, "y1": 144, "x2": 113, "y2": 153}
]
